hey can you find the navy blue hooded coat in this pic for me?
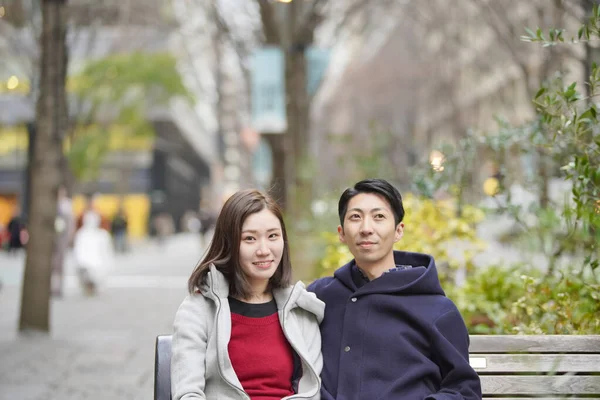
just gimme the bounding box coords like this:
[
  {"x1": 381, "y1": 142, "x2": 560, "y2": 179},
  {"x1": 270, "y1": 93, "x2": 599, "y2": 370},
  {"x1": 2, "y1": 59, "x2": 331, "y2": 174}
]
[{"x1": 308, "y1": 250, "x2": 482, "y2": 400}]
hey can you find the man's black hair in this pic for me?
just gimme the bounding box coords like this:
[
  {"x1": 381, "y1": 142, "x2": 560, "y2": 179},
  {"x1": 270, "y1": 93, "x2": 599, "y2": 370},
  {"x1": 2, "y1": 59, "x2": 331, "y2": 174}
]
[{"x1": 338, "y1": 178, "x2": 405, "y2": 227}]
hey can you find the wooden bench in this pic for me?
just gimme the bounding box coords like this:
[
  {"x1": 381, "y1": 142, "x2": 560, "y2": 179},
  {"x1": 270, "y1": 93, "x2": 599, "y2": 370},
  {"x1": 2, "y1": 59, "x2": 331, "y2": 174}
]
[{"x1": 155, "y1": 334, "x2": 600, "y2": 400}]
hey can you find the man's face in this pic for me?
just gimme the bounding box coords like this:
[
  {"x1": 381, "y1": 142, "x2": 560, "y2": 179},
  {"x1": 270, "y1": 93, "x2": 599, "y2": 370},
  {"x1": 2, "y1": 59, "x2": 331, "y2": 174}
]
[{"x1": 338, "y1": 193, "x2": 403, "y2": 272}]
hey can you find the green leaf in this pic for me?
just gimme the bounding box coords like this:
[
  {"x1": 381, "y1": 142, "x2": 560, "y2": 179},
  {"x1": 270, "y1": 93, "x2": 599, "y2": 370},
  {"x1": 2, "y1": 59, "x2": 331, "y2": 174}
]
[
  {"x1": 524, "y1": 27, "x2": 536, "y2": 38},
  {"x1": 535, "y1": 87, "x2": 547, "y2": 99}
]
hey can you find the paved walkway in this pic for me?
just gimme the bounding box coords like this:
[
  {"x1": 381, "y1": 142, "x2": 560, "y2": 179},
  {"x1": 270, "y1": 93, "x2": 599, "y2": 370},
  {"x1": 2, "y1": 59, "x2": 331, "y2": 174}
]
[{"x1": 0, "y1": 234, "x2": 205, "y2": 400}]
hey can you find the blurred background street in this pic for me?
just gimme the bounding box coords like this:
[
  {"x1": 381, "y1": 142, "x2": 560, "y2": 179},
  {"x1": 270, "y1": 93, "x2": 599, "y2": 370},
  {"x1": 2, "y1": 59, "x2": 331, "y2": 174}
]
[
  {"x1": 0, "y1": 233, "x2": 204, "y2": 400},
  {"x1": 0, "y1": 0, "x2": 599, "y2": 398}
]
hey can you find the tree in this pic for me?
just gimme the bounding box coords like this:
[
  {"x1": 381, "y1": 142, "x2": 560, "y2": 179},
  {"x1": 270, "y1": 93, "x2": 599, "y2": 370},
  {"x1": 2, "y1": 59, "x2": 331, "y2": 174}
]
[
  {"x1": 66, "y1": 51, "x2": 191, "y2": 183},
  {"x1": 19, "y1": 0, "x2": 69, "y2": 332}
]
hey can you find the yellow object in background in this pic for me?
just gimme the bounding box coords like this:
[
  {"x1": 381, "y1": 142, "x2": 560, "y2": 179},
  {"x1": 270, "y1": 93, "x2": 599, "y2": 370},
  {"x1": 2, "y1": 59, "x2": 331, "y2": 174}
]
[
  {"x1": 483, "y1": 177, "x2": 500, "y2": 197},
  {"x1": 0, "y1": 196, "x2": 18, "y2": 226},
  {"x1": 73, "y1": 193, "x2": 150, "y2": 238}
]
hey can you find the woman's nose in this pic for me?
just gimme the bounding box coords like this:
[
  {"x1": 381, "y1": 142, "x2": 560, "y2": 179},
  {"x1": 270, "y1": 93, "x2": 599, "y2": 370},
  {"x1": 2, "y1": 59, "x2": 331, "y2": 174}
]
[{"x1": 256, "y1": 240, "x2": 269, "y2": 255}]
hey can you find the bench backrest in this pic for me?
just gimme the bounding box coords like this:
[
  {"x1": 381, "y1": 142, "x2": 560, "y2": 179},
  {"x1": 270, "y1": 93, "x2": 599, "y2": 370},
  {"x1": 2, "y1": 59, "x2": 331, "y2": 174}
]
[
  {"x1": 470, "y1": 335, "x2": 600, "y2": 399},
  {"x1": 155, "y1": 334, "x2": 600, "y2": 400},
  {"x1": 154, "y1": 335, "x2": 172, "y2": 400}
]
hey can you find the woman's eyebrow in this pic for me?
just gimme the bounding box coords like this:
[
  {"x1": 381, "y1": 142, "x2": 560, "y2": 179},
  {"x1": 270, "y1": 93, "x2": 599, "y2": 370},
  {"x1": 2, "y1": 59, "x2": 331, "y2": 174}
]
[{"x1": 241, "y1": 228, "x2": 281, "y2": 234}]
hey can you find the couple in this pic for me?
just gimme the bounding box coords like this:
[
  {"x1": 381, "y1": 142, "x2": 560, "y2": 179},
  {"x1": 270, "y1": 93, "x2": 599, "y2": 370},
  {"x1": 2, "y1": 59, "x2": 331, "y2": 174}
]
[{"x1": 171, "y1": 179, "x2": 482, "y2": 400}]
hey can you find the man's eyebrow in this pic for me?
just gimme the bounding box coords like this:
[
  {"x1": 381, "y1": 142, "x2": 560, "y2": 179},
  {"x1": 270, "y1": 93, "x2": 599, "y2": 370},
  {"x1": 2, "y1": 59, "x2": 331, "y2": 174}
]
[{"x1": 347, "y1": 207, "x2": 390, "y2": 213}]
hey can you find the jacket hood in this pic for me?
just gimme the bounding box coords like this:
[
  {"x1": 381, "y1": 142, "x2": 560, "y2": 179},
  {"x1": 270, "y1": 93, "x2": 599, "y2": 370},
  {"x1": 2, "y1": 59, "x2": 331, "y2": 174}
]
[
  {"x1": 334, "y1": 250, "x2": 445, "y2": 296},
  {"x1": 203, "y1": 264, "x2": 324, "y2": 323}
]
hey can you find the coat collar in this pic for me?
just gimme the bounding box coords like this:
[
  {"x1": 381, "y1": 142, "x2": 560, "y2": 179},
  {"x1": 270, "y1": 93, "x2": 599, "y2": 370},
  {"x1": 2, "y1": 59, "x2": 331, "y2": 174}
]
[{"x1": 203, "y1": 264, "x2": 324, "y2": 322}]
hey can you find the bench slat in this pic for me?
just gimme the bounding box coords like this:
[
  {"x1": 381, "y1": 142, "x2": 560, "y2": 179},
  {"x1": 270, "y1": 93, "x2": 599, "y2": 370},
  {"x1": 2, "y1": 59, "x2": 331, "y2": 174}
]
[
  {"x1": 481, "y1": 375, "x2": 600, "y2": 395},
  {"x1": 470, "y1": 335, "x2": 600, "y2": 353},
  {"x1": 469, "y1": 354, "x2": 600, "y2": 372},
  {"x1": 483, "y1": 398, "x2": 594, "y2": 400}
]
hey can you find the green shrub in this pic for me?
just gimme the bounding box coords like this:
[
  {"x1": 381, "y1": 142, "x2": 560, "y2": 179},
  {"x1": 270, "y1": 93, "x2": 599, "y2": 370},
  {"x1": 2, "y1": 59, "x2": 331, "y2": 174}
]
[
  {"x1": 448, "y1": 265, "x2": 600, "y2": 334},
  {"x1": 315, "y1": 194, "x2": 486, "y2": 282}
]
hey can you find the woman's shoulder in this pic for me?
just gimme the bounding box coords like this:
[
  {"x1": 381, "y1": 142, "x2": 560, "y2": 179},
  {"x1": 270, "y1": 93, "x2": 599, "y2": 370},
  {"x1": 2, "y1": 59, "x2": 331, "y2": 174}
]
[{"x1": 174, "y1": 292, "x2": 215, "y2": 325}]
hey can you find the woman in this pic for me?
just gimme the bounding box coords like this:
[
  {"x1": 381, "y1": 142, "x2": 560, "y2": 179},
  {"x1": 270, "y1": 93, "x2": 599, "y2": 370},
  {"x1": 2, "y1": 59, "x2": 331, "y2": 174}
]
[
  {"x1": 171, "y1": 189, "x2": 324, "y2": 400},
  {"x1": 72, "y1": 211, "x2": 114, "y2": 295}
]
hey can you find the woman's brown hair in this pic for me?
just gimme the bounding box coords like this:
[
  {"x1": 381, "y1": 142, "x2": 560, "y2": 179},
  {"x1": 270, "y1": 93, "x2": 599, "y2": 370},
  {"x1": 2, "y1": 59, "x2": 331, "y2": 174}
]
[{"x1": 187, "y1": 189, "x2": 292, "y2": 299}]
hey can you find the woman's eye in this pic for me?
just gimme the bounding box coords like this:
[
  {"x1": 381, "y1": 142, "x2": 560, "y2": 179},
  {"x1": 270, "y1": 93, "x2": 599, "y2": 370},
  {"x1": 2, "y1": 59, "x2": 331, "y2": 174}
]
[
  {"x1": 243, "y1": 236, "x2": 255, "y2": 241},
  {"x1": 269, "y1": 233, "x2": 280, "y2": 239}
]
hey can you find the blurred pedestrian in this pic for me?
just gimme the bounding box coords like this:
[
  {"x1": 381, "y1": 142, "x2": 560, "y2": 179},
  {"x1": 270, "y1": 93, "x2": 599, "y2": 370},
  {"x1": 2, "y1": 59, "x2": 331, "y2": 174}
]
[
  {"x1": 198, "y1": 208, "x2": 216, "y2": 247},
  {"x1": 51, "y1": 186, "x2": 75, "y2": 297},
  {"x1": 73, "y1": 212, "x2": 114, "y2": 296},
  {"x1": 7, "y1": 205, "x2": 26, "y2": 256},
  {"x1": 76, "y1": 193, "x2": 110, "y2": 232},
  {"x1": 153, "y1": 212, "x2": 174, "y2": 246},
  {"x1": 111, "y1": 207, "x2": 128, "y2": 253}
]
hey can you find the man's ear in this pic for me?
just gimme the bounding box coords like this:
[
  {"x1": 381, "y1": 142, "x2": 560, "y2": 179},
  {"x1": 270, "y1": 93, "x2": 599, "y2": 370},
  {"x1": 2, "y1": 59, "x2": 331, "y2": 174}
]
[
  {"x1": 338, "y1": 225, "x2": 346, "y2": 244},
  {"x1": 394, "y1": 222, "x2": 404, "y2": 243}
]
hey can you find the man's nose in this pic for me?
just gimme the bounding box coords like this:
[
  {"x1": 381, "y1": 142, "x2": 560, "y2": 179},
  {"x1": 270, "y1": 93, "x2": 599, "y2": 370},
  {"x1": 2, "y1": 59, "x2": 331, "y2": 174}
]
[{"x1": 360, "y1": 218, "x2": 373, "y2": 234}]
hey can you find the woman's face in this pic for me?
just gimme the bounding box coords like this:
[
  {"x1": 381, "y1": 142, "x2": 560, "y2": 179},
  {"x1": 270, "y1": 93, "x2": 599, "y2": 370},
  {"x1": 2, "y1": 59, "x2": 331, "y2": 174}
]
[{"x1": 238, "y1": 208, "x2": 284, "y2": 291}]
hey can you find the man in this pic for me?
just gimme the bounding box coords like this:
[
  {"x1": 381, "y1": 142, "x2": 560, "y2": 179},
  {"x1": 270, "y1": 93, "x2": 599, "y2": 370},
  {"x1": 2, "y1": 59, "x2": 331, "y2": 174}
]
[{"x1": 308, "y1": 179, "x2": 481, "y2": 400}]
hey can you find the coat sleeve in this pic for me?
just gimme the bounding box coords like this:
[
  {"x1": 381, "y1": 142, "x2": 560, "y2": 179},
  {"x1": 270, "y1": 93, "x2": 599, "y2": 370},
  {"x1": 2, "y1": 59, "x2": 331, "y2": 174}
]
[
  {"x1": 424, "y1": 308, "x2": 482, "y2": 400},
  {"x1": 171, "y1": 295, "x2": 209, "y2": 400}
]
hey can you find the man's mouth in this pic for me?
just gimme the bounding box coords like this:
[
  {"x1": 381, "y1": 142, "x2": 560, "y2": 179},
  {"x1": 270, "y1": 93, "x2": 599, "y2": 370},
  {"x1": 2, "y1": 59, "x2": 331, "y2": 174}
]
[{"x1": 358, "y1": 242, "x2": 376, "y2": 248}]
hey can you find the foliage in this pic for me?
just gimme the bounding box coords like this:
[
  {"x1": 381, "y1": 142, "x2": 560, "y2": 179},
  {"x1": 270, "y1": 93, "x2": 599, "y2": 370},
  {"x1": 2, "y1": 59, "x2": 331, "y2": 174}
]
[
  {"x1": 518, "y1": 6, "x2": 600, "y2": 273},
  {"x1": 448, "y1": 264, "x2": 600, "y2": 334},
  {"x1": 314, "y1": 194, "x2": 486, "y2": 284},
  {"x1": 66, "y1": 52, "x2": 191, "y2": 180}
]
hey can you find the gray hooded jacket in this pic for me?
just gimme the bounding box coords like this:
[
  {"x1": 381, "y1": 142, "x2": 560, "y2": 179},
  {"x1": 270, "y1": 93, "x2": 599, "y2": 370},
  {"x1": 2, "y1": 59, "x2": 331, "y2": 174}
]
[{"x1": 171, "y1": 265, "x2": 324, "y2": 400}]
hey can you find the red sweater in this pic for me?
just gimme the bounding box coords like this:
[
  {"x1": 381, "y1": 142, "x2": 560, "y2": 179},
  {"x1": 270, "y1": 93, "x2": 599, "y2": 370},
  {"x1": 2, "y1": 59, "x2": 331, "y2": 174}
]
[{"x1": 228, "y1": 312, "x2": 295, "y2": 400}]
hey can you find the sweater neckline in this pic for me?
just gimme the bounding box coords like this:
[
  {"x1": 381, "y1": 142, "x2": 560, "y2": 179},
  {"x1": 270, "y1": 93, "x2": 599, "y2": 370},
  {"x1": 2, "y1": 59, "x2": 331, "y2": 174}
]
[{"x1": 230, "y1": 312, "x2": 279, "y2": 326}]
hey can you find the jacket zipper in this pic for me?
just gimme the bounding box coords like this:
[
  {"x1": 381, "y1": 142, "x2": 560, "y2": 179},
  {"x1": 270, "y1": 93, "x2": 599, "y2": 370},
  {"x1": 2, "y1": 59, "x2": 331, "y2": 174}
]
[
  {"x1": 280, "y1": 286, "x2": 321, "y2": 400},
  {"x1": 210, "y1": 284, "x2": 250, "y2": 400}
]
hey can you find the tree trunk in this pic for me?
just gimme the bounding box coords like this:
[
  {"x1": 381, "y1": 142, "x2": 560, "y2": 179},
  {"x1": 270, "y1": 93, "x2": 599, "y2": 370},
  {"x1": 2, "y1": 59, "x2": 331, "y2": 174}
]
[
  {"x1": 264, "y1": 134, "x2": 287, "y2": 207},
  {"x1": 19, "y1": 0, "x2": 68, "y2": 333},
  {"x1": 284, "y1": 45, "x2": 311, "y2": 222}
]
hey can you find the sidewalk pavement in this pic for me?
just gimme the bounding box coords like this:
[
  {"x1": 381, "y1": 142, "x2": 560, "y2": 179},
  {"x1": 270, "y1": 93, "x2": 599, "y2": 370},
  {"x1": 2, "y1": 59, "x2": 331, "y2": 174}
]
[{"x1": 0, "y1": 233, "x2": 205, "y2": 400}]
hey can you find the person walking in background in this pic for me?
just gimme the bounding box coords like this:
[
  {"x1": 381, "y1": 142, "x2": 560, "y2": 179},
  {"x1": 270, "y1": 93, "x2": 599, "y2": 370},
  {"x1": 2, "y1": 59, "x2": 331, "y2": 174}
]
[
  {"x1": 152, "y1": 212, "x2": 175, "y2": 246},
  {"x1": 308, "y1": 178, "x2": 481, "y2": 400},
  {"x1": 198, "y1": 207, "x2": 216, "y2": 247},
  {"x1": 7, "y1": 205, "x2": 26, "y2": 256},
  {"x1": 77, "y1": 193, "x2": 110, "y2": 232},
  {"x1": 171, "y1": 189, "x2": 324, "y2": 400},
  {"x1": 111, "y1": 207, "x2": 128, "y2": 253},
  {"x1": 73, "y1": 212, "x2": 114, "y2": 296},
  {"x1": 51, "y1": 186, "x2": 75, "y2": 297}
]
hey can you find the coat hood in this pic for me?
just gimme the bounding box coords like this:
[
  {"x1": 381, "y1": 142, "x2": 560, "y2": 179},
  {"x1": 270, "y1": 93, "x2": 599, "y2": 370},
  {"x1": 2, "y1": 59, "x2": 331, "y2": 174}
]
[
  {"x1": 334, "y1": 250, "x2": 445, "y2": 296},
  {"x1": 202, "y1": 264, "x2": 324, "y2": 323}
]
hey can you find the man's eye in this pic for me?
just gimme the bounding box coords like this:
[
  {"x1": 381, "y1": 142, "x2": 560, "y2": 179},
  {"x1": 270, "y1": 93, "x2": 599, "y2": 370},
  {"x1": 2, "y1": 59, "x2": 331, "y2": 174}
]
[
  {"x1": 375, "y1": 214, "x2": 385, "y2": 219},
  {"x1": 349, "y1": 214, "x2": 360, "y2": 220}
]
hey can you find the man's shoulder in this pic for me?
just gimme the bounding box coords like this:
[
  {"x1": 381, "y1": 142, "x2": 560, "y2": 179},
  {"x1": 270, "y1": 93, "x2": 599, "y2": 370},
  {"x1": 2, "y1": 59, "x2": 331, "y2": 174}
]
[{"x1": 306, "y1": 275, "x2": 337, "y2": 295}]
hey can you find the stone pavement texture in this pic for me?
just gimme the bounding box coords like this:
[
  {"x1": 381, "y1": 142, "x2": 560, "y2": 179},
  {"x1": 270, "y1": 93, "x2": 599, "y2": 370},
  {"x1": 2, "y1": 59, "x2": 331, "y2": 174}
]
[{"x1": 0, "y1": 234, "x2": 205, "y2": 400}]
